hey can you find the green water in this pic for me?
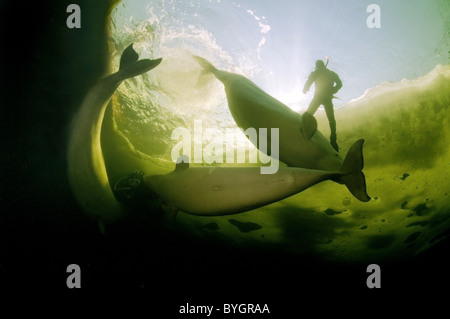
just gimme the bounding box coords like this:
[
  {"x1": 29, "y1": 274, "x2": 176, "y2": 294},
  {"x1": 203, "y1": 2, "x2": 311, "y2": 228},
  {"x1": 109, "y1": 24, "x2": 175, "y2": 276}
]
[
  {"x1": 98, "y1": 0, "x2": 450, "y2": 263},
  {"x1": 151, "y1": 66, "x2": 449, "y2": 263}
]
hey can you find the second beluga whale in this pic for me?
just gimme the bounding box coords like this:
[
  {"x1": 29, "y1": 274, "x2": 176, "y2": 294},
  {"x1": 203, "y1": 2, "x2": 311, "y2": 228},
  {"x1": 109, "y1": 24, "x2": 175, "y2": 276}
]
[
  {"x1": 194, "y1": 56, "x2": 370, "y2": 202},
  {"x1": 67, "y1": 44, "x2": 162, "y2": 226}
]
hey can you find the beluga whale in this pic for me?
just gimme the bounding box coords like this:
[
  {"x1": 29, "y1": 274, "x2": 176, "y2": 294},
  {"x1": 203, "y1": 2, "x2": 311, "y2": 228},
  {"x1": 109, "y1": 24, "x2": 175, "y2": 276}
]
[
  {"x1": 67, "y1": 44, "x2": 162, "y2": 227},
  {"x1": 194, "y1": 56, "x2": 370, "y2": 202},
  {"x1": 114, "y1": 140, "x2": 368, "y2": 217}
]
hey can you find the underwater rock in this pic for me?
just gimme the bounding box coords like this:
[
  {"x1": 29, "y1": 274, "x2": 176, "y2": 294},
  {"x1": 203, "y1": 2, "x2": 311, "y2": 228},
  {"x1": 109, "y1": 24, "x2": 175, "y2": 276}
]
[
  {"x1": 342, "y1": 197, "x2": 351, "y2": 206},
  {"x1": 203, "y1": 222, "x2": 220, "y2": 231},
  {"x1": 406, "y1": 221, "x2": 430, "y2": 228},
  {"x1": 366, "y1": 234, "x2": 396, "y2": 250},
  {"x1": 413, "y1": 203, "x2": 430, "y2": 216},
  {"x1": 400, "y1": 173, "x2": 410, "y2": 181},
  {"x1": 324, "y1": 208, "x2": 346, "y2": 216},
  {"x1": 404, "y1": 232, "x2": 421, "y2": 244},
  {"x1": 228, "y1": 219, "x2": 262, "y2": 233},
  {"x1": 429, "y1": 229, "x2": 450, "y2": 244}
]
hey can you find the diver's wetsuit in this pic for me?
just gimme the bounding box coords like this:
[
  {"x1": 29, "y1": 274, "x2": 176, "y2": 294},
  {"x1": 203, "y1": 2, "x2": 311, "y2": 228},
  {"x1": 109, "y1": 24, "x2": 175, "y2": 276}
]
[{"x1": 303, "y1": 65, "x2": 342, "y2": 152}]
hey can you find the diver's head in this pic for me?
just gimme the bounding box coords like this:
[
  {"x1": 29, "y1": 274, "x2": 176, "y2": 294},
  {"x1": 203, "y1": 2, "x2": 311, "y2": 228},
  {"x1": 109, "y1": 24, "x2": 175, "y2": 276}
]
[
  {"x1": 113, "y1": 171, "x2": 162, "y2": 214},
  {"x1": 113, "y1": 171, "x2": 146, "y2": 204},
  {"x1": 315, "y1": 60, "x2": 326, "y2": 70}
]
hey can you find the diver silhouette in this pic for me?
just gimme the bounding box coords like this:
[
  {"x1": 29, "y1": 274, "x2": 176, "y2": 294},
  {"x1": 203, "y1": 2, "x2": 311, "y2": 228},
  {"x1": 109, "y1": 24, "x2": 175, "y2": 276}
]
[{"x1": 303, "y1": 59, "x2": 342, "y2": 152}]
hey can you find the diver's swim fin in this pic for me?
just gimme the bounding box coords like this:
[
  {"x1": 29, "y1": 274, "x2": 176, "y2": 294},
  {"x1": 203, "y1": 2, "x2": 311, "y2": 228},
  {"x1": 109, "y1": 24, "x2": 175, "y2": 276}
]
[{"x1": 339, "y1": 139, "x2": 370, "y2": 202}]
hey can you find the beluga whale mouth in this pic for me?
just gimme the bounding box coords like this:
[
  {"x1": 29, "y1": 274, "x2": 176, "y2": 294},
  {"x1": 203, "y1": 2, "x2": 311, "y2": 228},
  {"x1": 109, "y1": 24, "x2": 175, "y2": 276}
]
[{"x1": 67, "y1": 43, "x2": 162, "y2": 229}]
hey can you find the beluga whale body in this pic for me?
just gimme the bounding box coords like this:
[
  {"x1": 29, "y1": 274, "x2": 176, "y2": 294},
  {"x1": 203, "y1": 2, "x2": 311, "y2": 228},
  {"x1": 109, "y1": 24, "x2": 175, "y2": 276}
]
[
  {"x1": 194, "y1": 56, "x2": 370, "y2": 202},
  {"x1": 115, "y1": 139, "x2": 368, "y2": 217},
  {"x1": 67, "y1": 44, "x2": 162, "y2": 226}
]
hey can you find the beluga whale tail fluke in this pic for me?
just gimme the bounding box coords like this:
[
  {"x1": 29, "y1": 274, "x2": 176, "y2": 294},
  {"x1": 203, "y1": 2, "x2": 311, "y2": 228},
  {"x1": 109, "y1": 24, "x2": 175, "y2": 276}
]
[
  {"x1": 67, "y1": 43, "x2": 162, "y2": 228},
  {"x1": 117, "y1": 44, "x2": 162, "y2": 81},
  {"x1": 338, "y1": 139, "x2": 370, "y2": 202},
  {"x1": 194, "y1": 55, "x2": 226, "y2": 81}
]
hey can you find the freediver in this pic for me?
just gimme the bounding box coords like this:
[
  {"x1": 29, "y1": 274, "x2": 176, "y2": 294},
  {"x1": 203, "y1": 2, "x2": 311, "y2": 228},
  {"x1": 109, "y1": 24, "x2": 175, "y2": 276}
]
[{"x1": 303, "y1": 59, "x2": 342, "y2": 152}]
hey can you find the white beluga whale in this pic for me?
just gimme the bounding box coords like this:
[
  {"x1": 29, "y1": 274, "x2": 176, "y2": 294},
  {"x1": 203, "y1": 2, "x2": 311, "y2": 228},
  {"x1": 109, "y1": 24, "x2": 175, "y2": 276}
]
[
  {"x1": 67, "y1": 44, "x2": 162, "y2": 226},
  {"x1": 194, "y1": 56, "x2": 370, "y2": 202},
  {"x1": 115, "y1": 140, "x2": 367, "y2": 216}
]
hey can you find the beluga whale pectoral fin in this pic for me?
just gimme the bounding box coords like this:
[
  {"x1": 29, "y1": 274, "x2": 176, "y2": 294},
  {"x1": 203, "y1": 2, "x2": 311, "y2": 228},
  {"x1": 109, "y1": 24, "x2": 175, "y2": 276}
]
[
  {"x1": 338, "y1": 139, "x2": 371, "y2": 202},
  {"x1": 301, "y1": 112, "x2": 318, "y2": 139}
]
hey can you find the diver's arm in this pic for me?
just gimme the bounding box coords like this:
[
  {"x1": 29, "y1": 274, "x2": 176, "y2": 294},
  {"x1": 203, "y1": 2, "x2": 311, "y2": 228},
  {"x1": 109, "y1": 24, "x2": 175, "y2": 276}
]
[
  {"x1": 333, "y1": 73, "x2": 342, "y2": 93},
  {"x1": 303, "y1": 72, "x2": 315, "y2": 94}
]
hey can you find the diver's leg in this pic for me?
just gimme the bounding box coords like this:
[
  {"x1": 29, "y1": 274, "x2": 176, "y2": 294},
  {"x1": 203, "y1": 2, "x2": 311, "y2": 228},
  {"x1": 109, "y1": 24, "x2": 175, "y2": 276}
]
[{"x1": 324, "y1": 100, "x2": 339, "y2": 152}]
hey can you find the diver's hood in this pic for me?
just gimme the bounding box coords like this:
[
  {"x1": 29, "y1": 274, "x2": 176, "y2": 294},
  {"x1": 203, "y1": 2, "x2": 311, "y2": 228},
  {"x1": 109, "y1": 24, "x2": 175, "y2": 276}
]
[{"x1": 113, "y1": 171, "x2": 146, "y2": 203}]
